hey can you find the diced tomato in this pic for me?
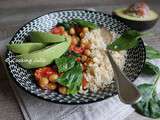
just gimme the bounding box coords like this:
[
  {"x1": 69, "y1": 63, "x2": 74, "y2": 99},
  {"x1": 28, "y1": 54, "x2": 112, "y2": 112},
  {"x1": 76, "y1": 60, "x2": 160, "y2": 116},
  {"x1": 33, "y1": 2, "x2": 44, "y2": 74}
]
[
  {"x1": 82, "y1": 76, "x2": 88, "y2": 90},
  {"x1": 51, "y1": 26, "x2": 64, "y2": 35},
  {"x1": 76, "y1": 57, "x2": 81, "y2": 62},
  {"x1": 34, "y1": 67, "x2": 57, "y2": 81},
  {"x1": 72, "y1": 46, "x2": 84, "y2": 54}
]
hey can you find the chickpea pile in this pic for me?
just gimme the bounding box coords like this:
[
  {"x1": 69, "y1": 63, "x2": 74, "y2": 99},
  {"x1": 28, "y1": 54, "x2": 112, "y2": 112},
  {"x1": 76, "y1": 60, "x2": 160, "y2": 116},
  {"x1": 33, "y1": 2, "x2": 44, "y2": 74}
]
[
  {"x1": 67, "y1": 26, "x2": 94, "y2": 75},
  {"x1": 35, "y1": 68, "x2": 68, "y2": 95},
  {"x1": 35, "y1": 26, "x2": 93, "y2": 94}
]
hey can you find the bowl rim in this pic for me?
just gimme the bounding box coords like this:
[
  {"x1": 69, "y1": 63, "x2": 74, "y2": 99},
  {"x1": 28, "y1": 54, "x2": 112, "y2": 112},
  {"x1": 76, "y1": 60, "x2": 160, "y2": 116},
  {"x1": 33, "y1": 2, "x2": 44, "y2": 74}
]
[{"x1": 5, "y1": 9, "x2": 146, "y2": 104}]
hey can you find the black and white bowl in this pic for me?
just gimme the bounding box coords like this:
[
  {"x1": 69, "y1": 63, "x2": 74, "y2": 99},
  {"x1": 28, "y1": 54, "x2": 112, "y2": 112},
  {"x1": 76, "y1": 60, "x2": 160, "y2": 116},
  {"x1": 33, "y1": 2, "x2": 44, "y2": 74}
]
[{"x1": 5, "y1": 9, "x2": 146, "y2": 104}]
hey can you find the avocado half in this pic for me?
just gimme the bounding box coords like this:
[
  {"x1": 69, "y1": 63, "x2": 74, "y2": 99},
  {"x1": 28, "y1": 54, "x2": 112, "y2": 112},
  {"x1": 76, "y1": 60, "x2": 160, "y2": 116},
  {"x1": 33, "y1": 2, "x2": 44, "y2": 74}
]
[{"x1": 112, "y1": 8, "x2": 159, "y2": 31}]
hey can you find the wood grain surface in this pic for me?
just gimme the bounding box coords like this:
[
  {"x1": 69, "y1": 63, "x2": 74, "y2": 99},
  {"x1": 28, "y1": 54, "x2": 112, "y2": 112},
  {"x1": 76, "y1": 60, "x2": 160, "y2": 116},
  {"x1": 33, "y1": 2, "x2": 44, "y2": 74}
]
[{"x1": 0, "y1": 0, "x2": 160, "y2": 120}]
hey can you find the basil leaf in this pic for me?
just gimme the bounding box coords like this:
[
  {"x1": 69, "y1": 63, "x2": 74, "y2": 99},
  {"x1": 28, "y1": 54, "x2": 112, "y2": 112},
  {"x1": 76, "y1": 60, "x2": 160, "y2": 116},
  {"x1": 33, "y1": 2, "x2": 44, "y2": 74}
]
[
  {"x1": 107, "y1": 30, "x2": 140, "y2": 51},
  {"x1": 142, "y1": 62, "x2": 159, "y2": 75},
  {"x1": 55, "y1": 56, "x2": 76, "y2": 73},
  {"x1": 72, "y1": 19, "x2": 97, "y2": 29},
  {"x1": 56, "y1": 62, "x2": 82, "y2": 95},
  {"x1": 133, "y1": 83, "x2": 160, "y2": 118},
  {"x1": 146, "y1": 46, "x2": 160, "y2": 59}
]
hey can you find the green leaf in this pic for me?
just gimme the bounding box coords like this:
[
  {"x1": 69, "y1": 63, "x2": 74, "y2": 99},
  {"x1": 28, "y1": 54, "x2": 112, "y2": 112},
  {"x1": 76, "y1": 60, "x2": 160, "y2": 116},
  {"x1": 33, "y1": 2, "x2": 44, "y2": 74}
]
[
  {"x1": 142, "y1": 62, "x2": 159, "y2": 75},
  {"x1": 56, "y1": 62, "x2": 83, "y2": 95},
  {"x1": 72, "y1": 19, "x2": 97, "y2": 29},
  {"x1": 65, "y1": 51, "x2": 80, "y2": 58},
  {"x1": 146, "y1": 45, "x2": 160, "y2": 59},
  {"x1": 133, "y1": 72, "x2": 160, "y2": 119},
  {"x1": 55, "y1": 56, "x2": 76, "y2": 73},
  {"x1": 107, "y1": 30, "x2": 141, "y2": 51}
]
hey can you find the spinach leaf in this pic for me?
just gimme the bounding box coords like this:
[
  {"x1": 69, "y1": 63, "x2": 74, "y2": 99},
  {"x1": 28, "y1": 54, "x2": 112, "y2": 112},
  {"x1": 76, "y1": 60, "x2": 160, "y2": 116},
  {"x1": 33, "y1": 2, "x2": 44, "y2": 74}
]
[
  {"x1": 133, "y1": 82, "x2": 160, "y2": 118},
  {"x1": 57, "y1": 21, "x2": 75, "y2": 30},
  {"x1": 146, "y1": 46, "x2": 160, "y2": 59},
  {"x1": 55, "y1": 56, "x2": 76, "y2": 73},
  {"x1": 56, "y1": 62, "x2": 83, "y2": 95},
  {"x1": 57, "y1": 19, "x2": 97, "y2": 30},
  {"x1": 142, "y1": 62, "x2": 159, "y2": 75},
  {"x1": 107, "y1": 30, "x2": 141, "y2": 51},
  {"x1": 65, "y1": 51, "x2": 80, "y2": 58},
  {"x1": 72, "y1": 19, "x2": 97, "y2": 29}
]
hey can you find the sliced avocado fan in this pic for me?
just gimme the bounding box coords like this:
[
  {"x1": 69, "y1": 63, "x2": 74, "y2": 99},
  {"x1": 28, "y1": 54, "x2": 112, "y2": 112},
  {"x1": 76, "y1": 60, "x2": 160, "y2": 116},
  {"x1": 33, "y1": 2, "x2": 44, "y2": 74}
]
[
  {"x1": 16, "y1": 37, "x2": 71, "y2": 69},
  {"x1": 30, "y1": 31, "x2": 66, "y2": 43},
  {"x1": 7, "y1": 43, "x2": 45, "y2": 54}
]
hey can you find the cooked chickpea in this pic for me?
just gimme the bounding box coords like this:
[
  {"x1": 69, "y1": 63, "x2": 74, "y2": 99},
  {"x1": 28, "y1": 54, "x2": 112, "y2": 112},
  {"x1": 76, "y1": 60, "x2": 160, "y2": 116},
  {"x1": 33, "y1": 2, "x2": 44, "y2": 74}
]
[
  {"x1": 69, "y1": 27, "x2": 75, "y2": 35},
  {"x1": 58, "y1": 86, "x2": 67, "y2": 95},
  {"x1": 63, "y1": 31, "x2": 68, "y2": 36},
  {"x1": 81, "y1": 55, "x2": 87, "y2": 62},
  {"x1": 39, "y1": 77, "x2": 49, "y2": 88},
  {"x1": 85, "y1": 42, "x2": 91, "y2": 49},
  {"x1": 82, "y1": 27, "x2": 89, "y2": 33},
  {"x1": 48, "y1": 83, "x2": 57, "y2": 90},
  {"x1": 49, "y1": 74, "x2": 58, "y2": 82},
  {"x1": 71, "y1": 36, "x2": 78, "y2": 45},
  {"x1": 84, "y1": 49, "x2": 91, "y2": 56},
  {"x1": 79, "y1": 32, "x2": 85, "y2": 38},
  {"x1": 81, "y1": 39, "x2": 88, "y2": 45},
  {"x1": 80, "y1": 43, "x2": 85, "y2": 48},
  {"x1": 59, "y1": 26, "x2": 65, "y2": 32}
]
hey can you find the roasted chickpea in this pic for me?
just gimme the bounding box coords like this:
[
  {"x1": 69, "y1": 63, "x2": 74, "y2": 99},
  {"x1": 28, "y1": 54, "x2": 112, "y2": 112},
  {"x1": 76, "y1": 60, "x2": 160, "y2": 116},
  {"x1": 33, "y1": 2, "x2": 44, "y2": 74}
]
[
  {"x1": 82, "y1": 27, "x2": 89, "y2": 33},
  {"x1": 81, "y1": 55, "x2": 87, "y2": 62},
  {"x1": 39, "y1": 77, "x2": 49, "y2": 88},
  {"x1": 49, "y1": 74, "x2": 58, "y2": 82},
  {"x1": 58, "y1": 86, "x2": 67, "y2": 95},
  {"x1": 84, "y1": 49, "x2": 91, "y2": 56},
  {"x1": 79, "y1": 32, "x2": 85, "y2": 38},
  {"x1": 48, "y1": 83, "x2": 57, "y2": 90},
  {"x1": 69, "y1": 27, "x2": 75, "y2": 35}
]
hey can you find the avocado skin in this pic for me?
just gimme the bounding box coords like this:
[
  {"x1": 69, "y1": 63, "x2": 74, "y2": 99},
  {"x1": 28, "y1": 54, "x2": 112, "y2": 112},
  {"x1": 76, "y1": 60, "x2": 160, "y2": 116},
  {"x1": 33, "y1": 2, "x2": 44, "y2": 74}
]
[{"x1": 112, "y1": 12, "x2": 159, "y2": 31}]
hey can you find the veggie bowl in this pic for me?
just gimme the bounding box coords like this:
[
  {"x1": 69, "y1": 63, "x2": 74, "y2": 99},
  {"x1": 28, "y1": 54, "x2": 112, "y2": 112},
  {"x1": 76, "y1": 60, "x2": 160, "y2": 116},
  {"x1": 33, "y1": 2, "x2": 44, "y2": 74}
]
[{"x1": 5, "y1": 10, "x2": 146, "y2": 104}]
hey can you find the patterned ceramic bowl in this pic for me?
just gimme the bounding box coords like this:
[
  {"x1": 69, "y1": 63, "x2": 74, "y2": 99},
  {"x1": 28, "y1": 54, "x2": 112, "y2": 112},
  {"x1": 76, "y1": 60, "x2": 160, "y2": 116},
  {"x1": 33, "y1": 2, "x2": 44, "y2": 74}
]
[{"x1": 5, "y1": 10, "x2": 146, "y2": 104}]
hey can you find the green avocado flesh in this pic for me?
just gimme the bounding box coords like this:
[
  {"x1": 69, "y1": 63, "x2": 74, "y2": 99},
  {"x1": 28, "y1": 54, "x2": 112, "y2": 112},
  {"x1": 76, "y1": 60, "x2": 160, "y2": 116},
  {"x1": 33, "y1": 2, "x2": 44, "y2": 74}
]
[
  {"x1": 7, "y1": 43, "x2": 45, "y2": 54},
  {"x1": 30, "y1": 31, "x2": 66, "y2": 43},
  {"x1": 16, "y1": 38, "x2": 71, "y2": 69},
  {"x1": 114, "y1": 8, "x2": 159, "y2": 21}
]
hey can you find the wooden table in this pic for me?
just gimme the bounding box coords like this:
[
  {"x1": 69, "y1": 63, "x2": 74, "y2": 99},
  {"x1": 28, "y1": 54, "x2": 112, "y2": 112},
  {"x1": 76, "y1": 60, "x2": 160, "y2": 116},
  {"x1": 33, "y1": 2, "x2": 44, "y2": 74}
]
[{"x1": 0, "y1": 0, "x2": 159, "y2": 120}]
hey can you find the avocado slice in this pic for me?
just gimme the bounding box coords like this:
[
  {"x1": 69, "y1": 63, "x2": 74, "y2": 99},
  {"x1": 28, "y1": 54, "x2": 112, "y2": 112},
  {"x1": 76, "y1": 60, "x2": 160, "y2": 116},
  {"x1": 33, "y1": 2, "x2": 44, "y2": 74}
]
[
  {"x1": 30, "y1": 31, "x2": 66, "y2": 43},
  {"x1": 16, "y1": 37, "x2": 71, "y2": 69},
  {"x1": 7, "y1": 43, "x2": 45, "y2": 54},
  {"x1": 113, "y1": 8, "x2": 159, "y2": 31}
]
